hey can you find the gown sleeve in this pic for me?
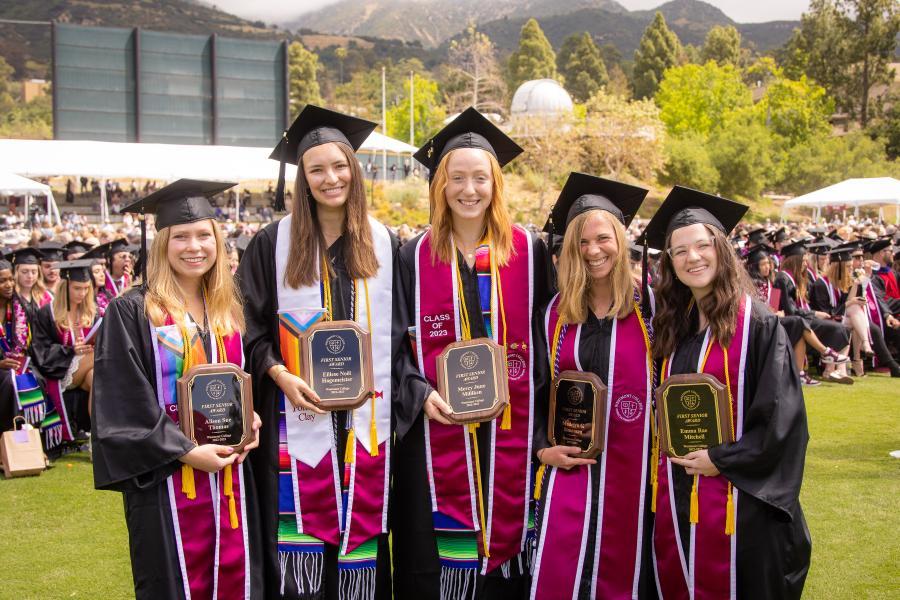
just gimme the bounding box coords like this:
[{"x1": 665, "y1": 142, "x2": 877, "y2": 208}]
[
  {"x1": 706, "y1": 306, "x2": 808, "y2": 519},
  {"x1": 31, "y1": 304, "x2": 75, "y2": 380},
  {"x1": 91, "y1": 291, "x2": 196, "y2": 492},
  {"x1": 236, "y1": 223, "x2": 282, "y2": 378},
  {"x1": 530, "y1": 233, "x2": 553, "y2": 458}
]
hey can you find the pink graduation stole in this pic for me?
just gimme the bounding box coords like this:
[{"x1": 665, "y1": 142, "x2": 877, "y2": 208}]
[{"x1": 532, "y1": 293, "x2": 653, "y2": 599}]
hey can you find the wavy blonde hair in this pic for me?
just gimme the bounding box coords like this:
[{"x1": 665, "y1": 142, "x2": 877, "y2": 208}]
[
  {"x1": 52, "y1": 279, "x2": 97, "y2": 329},
  {"x1": 15, "y1": 263, "x2": 49, "y2": 305},
  {"x1": 428, "y1": 149, "x2": 513, "y2": 266},
  {"x1": 144, "y1": 219, "x2": 244, "y2": 335},
  {"x1": 556, "y1": 210, "x2": 634, "y2": 324}
]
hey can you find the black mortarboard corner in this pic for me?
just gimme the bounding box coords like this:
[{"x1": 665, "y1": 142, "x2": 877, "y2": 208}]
[
  {"x1": 743, "y1": 244, "x2": 771, "y2": 265},
  {"x1": 413, "y1": 107, "x2": 523, "y2": 183},
  {"x1": 766, "y1": 227, "x2": 789, "y2": 244},
  {"x1": 64, "y1": 241, "x2": 93, "y2": 258},
  {"x1": 7, "y1": 247, "x2": 44, "y2": 267},
  {"x1": 57, "y1": 259, "x2": 94, "y2": 312},
  {"x1": 544, "y1": 173, "x2": 649, "y2": 238},
  {"x1": 828, "y1": 241, "x2": 861, "y2": 263},
  {"x1": 863, "y1": 238, "x2": 892, "y2": 254},
  {"x1": 747, "y1": 227, "x2": 767, "y2": 245},
  {"x1": 38, "y1": 243, "x2": 66, "y2": 263},
  {"x1": 269, "y1": 105, "x2": 377, "y2": 212},
  {"x1": 827, "y1": 229, "x2": 844, "y2": 241},
  {"x1": 780, "y1": 239, "x2": 807, "y2": 259},
  {"x1": 806, "y1": 237, "x2": 838, "y2": 255},
  {"x1": 640, "y1": 186, "x2": 748, "y2": 314},
  {"x1": 121, "y1": 179, "x2": 235, "y2": 282}
]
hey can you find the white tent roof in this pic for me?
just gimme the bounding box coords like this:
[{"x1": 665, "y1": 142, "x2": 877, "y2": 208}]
[
  {"x1": 0, "y1": 133, "x2": 416, "y2": 183},
  {"x1": 0, "y1": 171, "x2": 50, "y2": 196},
  {"x1": 783, "y1": 177, "x2": 900, "y2": 209}
]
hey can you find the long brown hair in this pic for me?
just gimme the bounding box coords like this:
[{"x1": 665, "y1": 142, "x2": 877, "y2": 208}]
[
  {"x1": 556, "y1": 210, "x2": 634, "y2": 323},
  {"x1": 428, "y1": 149, "x2": 513, "y2": 266},
  {"x1": 780, "y1": 254, "x2": 807, "y2": 303},
  {"x1": 652, "y1": 225, "x2": 754, "y2": 360},
  {"x1": 144, "y1": 220, "x2": 244, "y2": 335},
  {"x1": 828, "y1": 259, "x2": 852, "y2": 293},
  {"x1": 285, "y1": 141, "x2": 377, "y2": 288}
]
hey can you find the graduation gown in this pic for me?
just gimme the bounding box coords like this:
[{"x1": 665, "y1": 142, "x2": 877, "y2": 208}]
[
  {"x1": 92, "y1": 288, "x2": 264, "y2": 599},
  {"x1": 773, "y1": 271, "x2": 848, "y2": 350},
  {"x1": 238, "y1": 221, "x2": 398, "y2": 600},
  {"x1": 0, "y1": 295, "x2": 37, "y2": 431},
  {"x1": 392, "y1": 230, "x2": 551, "y2": 600},
  {"x1": 661, "y1": 302, "x2": 811, "y2": 598},
  {"x1": 752, "y1": 276, "x2": 804, "y2": 346}
]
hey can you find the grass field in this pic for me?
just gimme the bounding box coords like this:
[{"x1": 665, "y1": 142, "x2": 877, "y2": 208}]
[{"x1": 0, "y1": 374, "x2": 897, "y2": 599}]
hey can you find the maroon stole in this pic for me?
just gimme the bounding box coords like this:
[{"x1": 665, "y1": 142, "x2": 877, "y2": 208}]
[
  {"x1": 863, "y1": 280, "x2": 884, "y2": 335},
  {"x1": 414, "y1": 226, "x2": 535, "y2": 576},
  {"x1": 532, "y1": 294, "x2": 652, "y2": 599},
  {"x1": 653, "y1": 294, "x2": 751, "y2": 600}
]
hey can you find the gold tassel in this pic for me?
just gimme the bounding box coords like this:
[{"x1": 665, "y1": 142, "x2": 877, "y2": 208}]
[
  {"x1": 369, "y1": 397, "x2": 379, "y2": 457},
  {"x1": 533, "y1": 464, "x2": 546, "y2": 501},
  {"x1": 181, "y1": 464, "x2": 196, "y2": 500},
  {"x1": 224, "y1": 464, "x2": 238, "y2": 530},
  {"x1": 344, "y1": 428, "x2": 356, "y2": 464},
  {"x1": 650, "y1": 416, "x2": 659, "y2": 513},
  {"x1": 500, "y1": 403, "x2": 511, "y2": 430},
  {"x1": 690, "y1": 474, "x2": 699, "y2": 524},
  {"x1": 725, "y1": 483, "x2": 735, "y2": 535}
]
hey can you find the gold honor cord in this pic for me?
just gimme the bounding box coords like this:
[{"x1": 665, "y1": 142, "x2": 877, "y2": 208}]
[{"x1": 535, "y1": 317, "x2": 566, "y2": 502}]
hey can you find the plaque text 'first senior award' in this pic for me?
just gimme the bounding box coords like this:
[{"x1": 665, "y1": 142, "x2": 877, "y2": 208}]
[
  {"x1": 548, "y1": 370, "x2": 607, "y2": 459},
  {"x1": 177, "y1": 364, "x2": 254, "y2": 452},
  {"x1": 436, "y1": 338, "x2": 509, "y2": 424},
  {"x1": 655, "y1": 373, "x2": 734, "y2": 458},
  {"x1": 300, "y1": 320, "x2": 374, "y2": 411}
]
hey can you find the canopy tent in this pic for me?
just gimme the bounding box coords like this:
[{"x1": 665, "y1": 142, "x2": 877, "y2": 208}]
[
  {"x1": 0, "y1": 171, "x2": 61, "y2": 225},
  {"x1": 0, "y1": 134, "x2": 417, "y2": 220},
  {"x1": 782, "y1": 177, "x2": 900, "y2": 223}
]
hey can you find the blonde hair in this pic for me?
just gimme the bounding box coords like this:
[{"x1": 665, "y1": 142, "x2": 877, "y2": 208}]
[
  {"x1": 828, "y1": 259, "x2": 852, "y2": 293},
  {"x1": 52, "y1": 279, "x2": 97, "y2": 329},
  {"x1": 556, "y1": 210, "x2": 634, "y2": 324},
  {"x1": 144, "y1": 219, "x2": 244, "y2": 335},
  {"x1": 15, "y1": 263, "x2": 49, "y2": 305},
  {"x1": 428, "y1": 149, "x2": 513, "y2": 266}
]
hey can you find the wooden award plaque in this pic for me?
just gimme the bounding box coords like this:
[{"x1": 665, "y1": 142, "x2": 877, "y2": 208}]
[
  {"x1": 655, "y1": 373, "x2": 734, "y2": 458},
  {"x1": 548, "y1": 370, "x2": 607, "y2": 459},
  {"x1": 436, "y1": 338, "x2": 509, "y2": 424},
  {"x1": 299, "y1": 320, "x2": 374, "y2": 411},
  {"x1": 177, "y1": 363, "x2": 254, "y2": 452}
]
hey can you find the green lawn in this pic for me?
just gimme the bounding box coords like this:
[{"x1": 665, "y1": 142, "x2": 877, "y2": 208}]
[{"x1": 0, "y1": 375, "x2": 897, "y2": 598}]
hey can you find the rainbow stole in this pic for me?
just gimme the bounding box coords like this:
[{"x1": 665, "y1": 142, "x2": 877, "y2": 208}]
[
  {"x1": 531, "y1": 294, "x2": 653, "y2": 599},
  {"x1": 653, "y1": 294, "x2": 751, "y2": 600},
  {"x1": 414, "y1": 226, "x2": 535, "y2": 592},
  {"x1": 152, "y1": 320, "x2": 252, "y2": 600},
  {"x1": 274, "y1": 215, "x2": 392, "y2": 599}
]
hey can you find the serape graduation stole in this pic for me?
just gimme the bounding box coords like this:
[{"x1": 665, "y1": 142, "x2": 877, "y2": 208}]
[
  {"x1": 40, "y1": 322, "x2": 95, "y2": 449},
  {"x1": 531, "y1": 293, "x2": 653, "y2": 600},
  {"x1": 2, "y1": 298, "x2": 46, "y2": 426},
  {"x1": 274, "y1": 215, "x2": 392, "y2": 599},
  {"x1": 152, "y1": 318, "x2": 252, "y2": 600},
  {"x1": 414, "y1": 226, "x2": 535, "y2": 594},
  {"x1": 653, "y1": 294, "x2": 750, "y2": 600}
]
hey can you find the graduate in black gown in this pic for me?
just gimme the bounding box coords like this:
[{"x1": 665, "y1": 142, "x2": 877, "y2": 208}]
[
  {"x1": 392, "y1": 108, "x2": 551, "y2": 599},
  {"x1": 645, "y1": 188, "x2": 811, "y2": 599},
  {"x1": 92, "y1": 179, "x2": 263, "y2": 599},
  {"x1": 238, "y1": 106, "x2": 397, "y2": 599},
  {"x1": 530, "y1": 174, "x2": 656, "y2": 599},
  {"x1": 0, "y1": 259, "x2": 43, "y2": 432},
  {"x1": 8, "y1": 247, "x2": 53, "y2": 322}
]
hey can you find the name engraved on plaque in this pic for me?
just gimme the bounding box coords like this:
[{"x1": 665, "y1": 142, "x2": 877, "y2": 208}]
[
  {"x1": 436, "y1": 338, "x2": 509, "y2": 424},
  {"x1": 656, "y1": 373, "x2": 733, "y2": 458},
  {"x1": 549, "y1": 371, "x2": 606, "y2": 459},
  {"x1": 300, "y1": 320, "x2": 374, "y2": 411},
  {"x1": 177, "y1": 363, "x2": 253, "y2": 452}
]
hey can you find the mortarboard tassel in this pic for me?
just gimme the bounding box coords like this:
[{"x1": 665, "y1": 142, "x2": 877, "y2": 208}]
[
  {"x1": 725, "y1": 482, "x2": 735, "y2": 535},
  {"x1": 224, "y1": 463, "x2": 239, "y2": 529},
  {"x1": 274, "y1": 131, "x2": 288, "y2": 212},
  {"x1": 640, "y1": 234, "x2": 650, "y2": 317},
  {"x1": 690, "y1": 474, "x2": 699, "y2": 524},
  {"x1": 533, "y1": 463, "x2": 546, "y2": 501},
  {"x1": 181, "y1": 464, "x2": 196, "y2": 500}
]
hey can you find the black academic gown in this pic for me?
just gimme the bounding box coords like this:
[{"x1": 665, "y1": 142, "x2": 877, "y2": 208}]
[
  {"x1": 91, "y1": 288, "x2": 264, "y2": 599},
  {"x1": 0, "y1": 297, "x2": 27, "y2": 432},
  {"x1": 667, "y1": 302, "x2": 811, "y2": 599},
  {"x1": 392, "y1": 231, "x2": 551, "y2": 600},
  {"x1": 773, "y1": 271, "x2": 849, "y2": 350},
  {"x1": 752, "y1": 276, "x2": 804, "y2": 347},
  {"x1": 238, "y1": 221, "x2": 398, "y2": 600}
]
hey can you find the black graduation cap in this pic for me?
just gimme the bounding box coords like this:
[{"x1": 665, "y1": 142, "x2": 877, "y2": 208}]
[
  {"x1": 641, "y1": 186, "x2": 748, "y2": 251},
  {"x1": 38, "y1": 243, "x2": 66, "y2": 263},
  {"x1": 7, "y1": 247, "x2": 44, "y2": 267},
  {"x1": 828, "y1": 241, "x2": 861, "y2": 263},
  {"x1": 269, "y1": 105, "x2": 377, "y2": 212},
  {"x1": 82, "y1": 239, "x2": 130, "y2": 263},
  {"x1": 64, "y1": 241, "x2": 93, "y2": 257},
  {"x1": 808, "y1": 226, "x2": 827, "y2": 236},
  {"x1": 863, "y1": 238, "x2": 892, "y2": 254},
  {"x1": 57, "y1": 259, "x2": 94, "y2": 283},
  {"x1": 827, "y1": 230, "x2": 844, "y2": 241},
  {"x1": 544, "y1": 173, "x2": 648, "y2": 236},
  {"x1": 413, "y1": 107, "x2": 523, "y2": 182},
  {"x1": 806, "y1": 237, "x2": 839, "y2": 255},
  {"x1": 743, "y1": 244, "x2": 772, "y2": 265},
  {"x1": 747, "y1": 227, "x2": 767, "y2": 245},
  {"x1": 766, "y1": 227, "x2": 789, "y2": 243},
  {"x1": 629, "y1": 242, "x2": 661, "y2": 263},
  {"x1": 780, "y1": 239, "x2": 807, "y2": 258}
]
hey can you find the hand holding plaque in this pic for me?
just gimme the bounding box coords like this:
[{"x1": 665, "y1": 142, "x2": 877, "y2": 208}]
[
  {"x1": 655, "y1": 373, "x2": 734, "y2": 458},
  {"x1": 548, "y1": 371, "x2": 607, "y2": 459},
  {"x1": 177, "y1": 363, "x2": 254, "y2": 452},
  {"x1": 299, "y1": 320, "x2": 374, "y2": 411},
  {"x1": 435, "y1": 338, "x2": 509, "y2": 424}
]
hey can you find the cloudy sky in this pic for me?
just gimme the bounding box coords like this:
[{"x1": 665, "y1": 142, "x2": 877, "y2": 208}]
[{"x1": 204, "y1": 0, "x2": 811, "y2": 25}]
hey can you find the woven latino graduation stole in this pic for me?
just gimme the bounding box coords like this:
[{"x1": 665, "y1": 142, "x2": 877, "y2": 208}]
[
  {"x1": 414, "y1": 225, "x2": 536, "y2": 595},
  {"x1": 274, "y1": 215, "x2": 392, "y2": 599},
  {"x1": 531, "y1": 293, "x2": 653, "y2": 599},
  {"x1": 152, "y1": 318, "x2": 252, "y2": 600},
  {"x1": 653, "y1": 294, "x2": 750, "y2": 600}
]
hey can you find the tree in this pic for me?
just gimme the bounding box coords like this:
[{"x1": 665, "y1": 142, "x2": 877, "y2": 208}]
[
  {"x1": 445, "y1": 23, "x2": 507, "y2": 114},
  {"x1": 709, "y1": 112, "x2": 776, "y2": 198},
  {"x1": 659, "y1": 133, "x2": 720, "y2": 191},
  {"x1": 632, "y1": 12, "x2": 681, "y2": 99},
  {"x1": 0, "y1": 56, "x2": 16, "y2": 115},
  {"x1": 701, "y1": 26, "x2": 742, "y2": 66},
  {"x1": 757, "y1": 75, "x2": 835, "y2": 145},
  {"x1": 655, "y1": 61, "x2": 752, "y2": 138},
  {"x1": 870, "y1": 94, "x2": 900, "y2": 159},
  {"x1": 288, "y1": 42, "x2": 322, "y2": 116},
  {"x1": 557, "y1": 33, "x2": 608, "y2": 103},
  {"x1": 778, "y1": 132, "x2": 896, "y2": 194},
  {"x1": 841, "y1": 0, "x2": 900, "y2": 126},
  {"x1": 507, "y1": 18, "x2": 557, "y2": 91},
  {"x1": 335, "y1": 46, "x2": 348, "y2": 85},
  {"x1": 386, "y1": 73, "x2": 446, "y2": 146}
]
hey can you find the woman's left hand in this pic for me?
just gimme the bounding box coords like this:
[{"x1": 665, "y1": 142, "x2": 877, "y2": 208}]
[
  {"x1": 670, "y1": 449, "x2": 720, "y2": 477},
  {"x1": 236, "y1": 411, "x2": 262, "y2": 464}
]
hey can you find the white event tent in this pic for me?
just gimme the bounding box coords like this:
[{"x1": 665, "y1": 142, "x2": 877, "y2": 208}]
[
  {"x1": 782, "y1": 177, "x2": 900, "y2": 223},
  {"x1": 0, "y1": 171, "x2": 61, "y2": 225},
  {"x1": 0, "y1": 133, "x2": 416, "y2": 220}
]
